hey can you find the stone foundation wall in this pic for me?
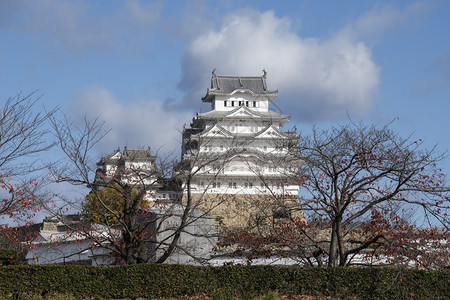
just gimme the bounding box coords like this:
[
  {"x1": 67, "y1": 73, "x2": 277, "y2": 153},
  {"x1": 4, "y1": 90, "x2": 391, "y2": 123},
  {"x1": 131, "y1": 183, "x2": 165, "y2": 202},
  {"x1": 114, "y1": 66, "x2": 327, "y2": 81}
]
[{"x1": 182, "y1": 192, "x2": 302, "y2": 230}]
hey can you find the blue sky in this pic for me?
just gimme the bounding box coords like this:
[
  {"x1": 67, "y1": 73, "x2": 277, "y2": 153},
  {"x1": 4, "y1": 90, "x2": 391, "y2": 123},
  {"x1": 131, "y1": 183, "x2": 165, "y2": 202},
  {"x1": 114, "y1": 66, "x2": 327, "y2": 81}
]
[{"x1": 1, "y1": 0, "x2": 449, "y2": 184}]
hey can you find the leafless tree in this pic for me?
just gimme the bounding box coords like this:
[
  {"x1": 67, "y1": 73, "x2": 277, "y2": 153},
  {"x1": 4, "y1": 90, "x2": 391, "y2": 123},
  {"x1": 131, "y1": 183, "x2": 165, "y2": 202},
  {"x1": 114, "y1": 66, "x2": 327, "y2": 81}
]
[
  {"x1": 0, "y1": 93, "x2": 57, "y2": 225},
  {"x1": 220, "y1": 122, "x2": 449, "y2": 269},
  {"x1": 46, "y1": 115, "x2": 219, "y2": 265},
  {"x1": 300, "y1": 122, "x2": 449, "y2": 268}
]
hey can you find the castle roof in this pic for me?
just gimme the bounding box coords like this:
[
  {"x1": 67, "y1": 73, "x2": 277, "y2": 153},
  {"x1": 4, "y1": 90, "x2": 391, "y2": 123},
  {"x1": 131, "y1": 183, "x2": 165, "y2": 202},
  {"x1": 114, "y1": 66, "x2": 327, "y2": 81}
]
[
  {"x1": 122, "y1": 148, "x2": 154, "y2": 160},
  {"x1": 98, "y1": 147, "x2": 156, "y2": 165},
  {"x1": 197, "y1": 106, "x2": 289, "y2": 122},
  {"x1": 202, "y1": 70, "x2": 278, "y2": 102}
]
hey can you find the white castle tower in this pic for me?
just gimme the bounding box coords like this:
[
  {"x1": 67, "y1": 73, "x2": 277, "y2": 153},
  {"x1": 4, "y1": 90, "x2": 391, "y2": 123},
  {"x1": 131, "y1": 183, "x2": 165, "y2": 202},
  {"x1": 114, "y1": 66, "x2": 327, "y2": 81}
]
[{"x1": 181, "y1": 71, "x2": 301, "y2": 227}]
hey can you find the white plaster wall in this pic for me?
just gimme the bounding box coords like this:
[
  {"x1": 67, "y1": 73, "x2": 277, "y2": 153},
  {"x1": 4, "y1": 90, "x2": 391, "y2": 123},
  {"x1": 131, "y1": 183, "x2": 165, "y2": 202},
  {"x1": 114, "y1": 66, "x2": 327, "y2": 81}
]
[
  {"x1": 214, "y1": 94, "x2": 269, "y2": 112},
  {"x1": 26, "y1": 239, "x2": 94, "y2": 265},
  {"x1": 190, "y1": 178, "x2": 299, "y2": 195},
  {"x1": 124, "y1": 161, "x2": 154, "y2": 171},
  {"x1": 155, "y1": 214, "x2": 217, "y2": 265}
]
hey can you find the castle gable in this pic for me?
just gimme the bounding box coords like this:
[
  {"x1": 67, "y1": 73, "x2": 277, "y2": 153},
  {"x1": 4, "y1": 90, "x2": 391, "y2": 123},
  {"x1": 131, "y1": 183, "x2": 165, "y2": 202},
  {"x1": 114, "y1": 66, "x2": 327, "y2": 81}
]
[
  {"x1": 109, "y1": 152, "x2": 121, "y2": 159},
  {"x1": 200, "y1": 124, "x2": 233, "y2": 138},
  {"x1": 255, "y1": 125, "x2": 287, "y2": 139},
  {"x1": 225, "y1": 106, "x2": 261, "y2": 119}
]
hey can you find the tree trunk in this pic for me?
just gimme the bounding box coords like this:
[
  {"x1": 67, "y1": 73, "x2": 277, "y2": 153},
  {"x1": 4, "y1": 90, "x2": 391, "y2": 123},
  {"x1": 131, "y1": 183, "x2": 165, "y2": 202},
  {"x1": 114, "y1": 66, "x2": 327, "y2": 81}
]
[
  {"x1": 328, "y1": 215, "x2": 342, "y2": 267},
  {"x1": 328, "y1": 226, "x2": 338, "y2": 266}
]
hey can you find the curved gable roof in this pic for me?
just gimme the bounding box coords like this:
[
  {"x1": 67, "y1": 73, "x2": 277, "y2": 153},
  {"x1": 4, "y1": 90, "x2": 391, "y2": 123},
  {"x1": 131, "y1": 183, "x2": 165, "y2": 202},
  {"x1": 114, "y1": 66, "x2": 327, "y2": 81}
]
[
  {"x1": 197, "y1": 123, "x2": 234, "y2": 138},
  {"x1": 197, "y1": 106, "x2": 289, "y2": 122},
  {"x1": 254, "y1": 124, "x2": 289, "y2": 139}
]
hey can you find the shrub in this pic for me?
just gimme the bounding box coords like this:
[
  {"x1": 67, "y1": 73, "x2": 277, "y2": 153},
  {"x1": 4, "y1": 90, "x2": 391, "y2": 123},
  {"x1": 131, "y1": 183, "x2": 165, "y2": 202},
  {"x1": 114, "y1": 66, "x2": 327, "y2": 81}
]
[{"x1": 0, "y1": 265, "x2": 447, "y2": 299}]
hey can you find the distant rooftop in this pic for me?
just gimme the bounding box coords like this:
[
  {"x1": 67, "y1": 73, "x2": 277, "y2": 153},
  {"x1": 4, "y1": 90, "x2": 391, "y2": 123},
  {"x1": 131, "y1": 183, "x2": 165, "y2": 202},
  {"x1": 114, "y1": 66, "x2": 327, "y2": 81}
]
[
  {"x1": 202, "y1": 69, "x2": 278, "y2": 102},
  {"x1": 122, "y1": 147, "x2": 154, "y2": 160},
  {"x1": 98, "y1": 147, "x2": 156, "y2": 165}
]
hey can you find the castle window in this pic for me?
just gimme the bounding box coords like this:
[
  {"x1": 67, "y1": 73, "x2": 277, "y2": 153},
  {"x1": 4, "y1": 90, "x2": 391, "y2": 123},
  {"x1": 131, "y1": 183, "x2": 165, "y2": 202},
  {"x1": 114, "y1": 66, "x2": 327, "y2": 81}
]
[
  {"x1": 246, "y1": 101, "x2": 249, "y2": 107},
  {"x1": 224, "y1": 101, "x2": 227, "y2": 107},
  {"x1": 232, "y1": 101, "x2": 235, "y2": 107},
  {"x1": 253, "y1": 101, "x2": 257, "y2": 107}
]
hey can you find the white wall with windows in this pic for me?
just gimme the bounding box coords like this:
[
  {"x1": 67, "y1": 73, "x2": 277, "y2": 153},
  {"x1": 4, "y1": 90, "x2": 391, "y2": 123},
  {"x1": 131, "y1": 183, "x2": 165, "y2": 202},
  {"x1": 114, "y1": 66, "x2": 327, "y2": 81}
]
[{"x1": 214, "y1": 94, "x2": 269, "y2": 112}]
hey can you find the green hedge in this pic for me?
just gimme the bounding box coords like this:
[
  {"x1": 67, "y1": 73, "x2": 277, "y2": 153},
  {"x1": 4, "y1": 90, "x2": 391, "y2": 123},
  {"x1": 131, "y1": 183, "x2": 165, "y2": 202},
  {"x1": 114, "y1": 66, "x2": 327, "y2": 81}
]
[{"x1": 0, "y1": 265, "x2": 448, "y2": 299}]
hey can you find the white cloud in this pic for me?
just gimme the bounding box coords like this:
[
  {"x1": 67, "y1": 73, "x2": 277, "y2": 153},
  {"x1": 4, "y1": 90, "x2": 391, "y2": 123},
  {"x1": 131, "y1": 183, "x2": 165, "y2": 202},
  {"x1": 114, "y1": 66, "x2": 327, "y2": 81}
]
[
  {"x1": 178, "y1": 10, "x2": 380, "y2": 121},
  {"x1": 179, "y1": 4, "x2": 427, "y2": 122},
  {"x1": 70, "y1": 86, "x2": 191, "y2": 154}
]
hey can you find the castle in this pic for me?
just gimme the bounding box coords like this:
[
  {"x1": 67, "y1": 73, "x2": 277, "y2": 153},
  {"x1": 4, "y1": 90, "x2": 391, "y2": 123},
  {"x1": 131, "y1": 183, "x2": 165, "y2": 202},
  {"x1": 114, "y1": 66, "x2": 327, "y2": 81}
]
[
  {"x1": 92, "y1": 70, "x2": 302, "y2": 228},
  {"x1": 93, "y1": 70, "x2": 302, "y2": 226},
  {"x1": 180, "y1": 70, "x2": 302, "y2": 228},
  {"x1": 26, "y1": 71, "x2": 302, "y2": 265}
]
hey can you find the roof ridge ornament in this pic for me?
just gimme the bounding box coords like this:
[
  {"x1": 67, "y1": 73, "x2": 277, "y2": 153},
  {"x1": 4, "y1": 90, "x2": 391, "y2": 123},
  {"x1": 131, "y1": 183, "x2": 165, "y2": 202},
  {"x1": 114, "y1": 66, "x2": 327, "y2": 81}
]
[
  {"x1": 211, "y1": 68, "x2": 219, "y2": 90},
  {"x1": 262, "y1": 69, "x2": 268, "y2": 91}
]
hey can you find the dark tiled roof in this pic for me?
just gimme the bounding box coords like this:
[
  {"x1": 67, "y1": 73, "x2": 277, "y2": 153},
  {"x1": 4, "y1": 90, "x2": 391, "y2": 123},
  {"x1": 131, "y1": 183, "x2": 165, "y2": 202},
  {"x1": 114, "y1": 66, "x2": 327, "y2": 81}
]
[
  {"x1": 98, "y1": 147, "x2": 155, "y2": 165},
  {"x1": 123, "y1": 148, "x2": 153, "y2": 160},
  {"x1": 202, "y1": 70, "x2": 278, "y2": 102}
]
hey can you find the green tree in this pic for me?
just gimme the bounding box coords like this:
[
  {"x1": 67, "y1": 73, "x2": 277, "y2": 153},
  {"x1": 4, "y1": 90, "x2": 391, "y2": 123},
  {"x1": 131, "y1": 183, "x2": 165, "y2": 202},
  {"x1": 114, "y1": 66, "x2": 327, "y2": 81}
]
[{"x1": 82, "y1": 185, "x2": 149, "y2": 225}]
